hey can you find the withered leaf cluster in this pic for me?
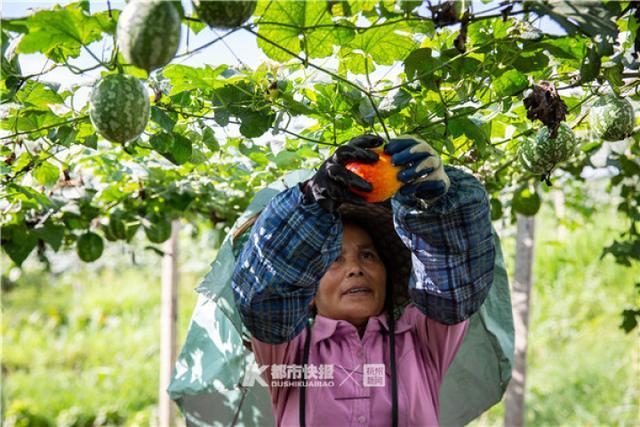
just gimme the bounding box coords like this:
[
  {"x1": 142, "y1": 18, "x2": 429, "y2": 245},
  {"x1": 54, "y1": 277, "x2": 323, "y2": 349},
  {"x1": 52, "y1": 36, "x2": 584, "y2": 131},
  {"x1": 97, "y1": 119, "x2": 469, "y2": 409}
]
[
  {"x1": 430, "y1": 1, "x2": 458, "y2": 26},
  {"x1": 523, "y1": 81, "x2": 568, "y2": 139}
]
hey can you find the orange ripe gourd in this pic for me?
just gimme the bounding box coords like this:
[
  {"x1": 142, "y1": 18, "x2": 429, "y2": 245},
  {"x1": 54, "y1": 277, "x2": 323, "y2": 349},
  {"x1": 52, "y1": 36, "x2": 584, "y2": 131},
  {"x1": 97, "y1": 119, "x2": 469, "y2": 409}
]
[{"x1": 345, "y1": 148, "x2": 403, "y2": 203}]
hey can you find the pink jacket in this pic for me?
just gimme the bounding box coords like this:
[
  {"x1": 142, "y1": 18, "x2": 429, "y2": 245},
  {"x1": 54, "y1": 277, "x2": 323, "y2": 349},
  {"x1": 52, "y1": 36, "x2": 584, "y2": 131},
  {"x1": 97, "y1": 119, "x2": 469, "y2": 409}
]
[{"x1": 251, "y1": 304, "x2": 468, "y2": 427}]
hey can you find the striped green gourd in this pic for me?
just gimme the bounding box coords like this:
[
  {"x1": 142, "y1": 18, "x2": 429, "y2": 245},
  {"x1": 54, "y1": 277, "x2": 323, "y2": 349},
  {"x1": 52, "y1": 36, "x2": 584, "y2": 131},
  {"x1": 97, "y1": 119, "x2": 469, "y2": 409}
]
[
  {"x1": 89, "y1": 74, "x2": 150, "y2": 144},
  {"x1": 192, "y1": 0, "x2": 256, "y2": 28},
  {"x1": 589, "y1": 94, "x2": 635, "y2": 141},
  {"x1": 117, "y1": 0, "x2": 181, "y2": 72},
  {"x1": 519, "y1": 122, "x2": 577, "y2": 175}
]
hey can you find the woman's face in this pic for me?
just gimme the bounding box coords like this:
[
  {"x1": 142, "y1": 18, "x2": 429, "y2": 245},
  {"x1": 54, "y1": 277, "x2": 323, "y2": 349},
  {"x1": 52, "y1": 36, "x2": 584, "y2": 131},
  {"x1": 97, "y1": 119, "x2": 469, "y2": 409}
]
[{"x1": 314, "y1": 223, "x2": 387, "y2": 329}]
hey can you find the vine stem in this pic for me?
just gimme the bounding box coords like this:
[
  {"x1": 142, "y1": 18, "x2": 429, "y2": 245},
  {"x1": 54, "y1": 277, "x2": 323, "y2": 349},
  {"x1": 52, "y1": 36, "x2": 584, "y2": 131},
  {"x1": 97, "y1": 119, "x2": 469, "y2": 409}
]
[
  {"x1": 17, "y1": 64, "x2": 59, "y2": 80},
  {"x1": 81, "y1": 45, "x2": 113, "y2": 70},
  {"x1": 435, "y1": 81, "x2": 450, "y2": 139},
  {"x1": 244, "y1": 27, "x2": 390, "y2": 141},
  {"x1": 0, "y1": 116, "x2": 88, "y2": 141},
  {"x1": 224, "y1": 119, "x2": 339, "y2": 146},
  {"x1": 155, "y1": 105, "x2": 339, "y2": 147},
  {"x1": 494, "y1": 157, "x2": 517, "y2": 176},
  {"x1": 175, "y1": 27, "x2": 242, "y2": 59}
]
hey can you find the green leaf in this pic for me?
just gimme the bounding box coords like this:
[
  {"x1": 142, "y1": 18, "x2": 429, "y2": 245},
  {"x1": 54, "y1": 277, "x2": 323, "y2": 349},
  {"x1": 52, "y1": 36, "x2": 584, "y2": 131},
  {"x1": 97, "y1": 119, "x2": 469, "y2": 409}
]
[
  {"x1": 170, "y1": 91, "x2": 191, "y2": 107},
  {"x1": 186, "y1": 15, "x2": 207, "y2": 35},
  {"x1": 379, "y1": 89, "x2": 412, "y2": 117},
  {"x1": 0, "y1": 109, "x2": 57, "y2": 134},
  {"x1": 144, "y1": 216, "x2": 172, "y2": 244},
  {"x1": 33, "y1": 220, "x2": 65, "y2": 251},
  {"x1": 620, "y1": 309, "x2": 640, "y2": 333},
  {"x1": 257, "y1": 8, "x2": 303, "y2": 61},
  {"x1": 490, "y1": 198, "x2": 503, "y2": 221},
  {"x1": 166, "y1": 192, "x2": 194, "y2": 211},
  {"x1": 603, "y1": 61, "x2": 624, "y2": 91},
  {"x1": 211, "y1": 82, "x2": 275, "y2": 137},
  {"x1": 279, "y1": 93, "x2": 316, "y2": 116},
  {"x1": 1, "y1": 224, "x2": 38, "y2": 266},
  {"x1": 356, "y1": 98, "x2": 376, "y2": 126},
  {"x1": 16, "y1": 3, "x2": 112, "y2": 62},
  {"x1": 1, "y1": 18, "x2": 29, "y2": 34},
  {"x1": 579, "y1": 45, "x2": 601, "y2": 84},
  {"x1": 439, "y1": 48, "x2": 482, "y2": 79},
  {"x1": 162, "y1": 64, "x2": 227, "y2": 95},
  {"x1": 400, "y1": 0, "x2": 423, "y2": 14},
  {"x1": 404, "y1": 48, "x2": 440, "y2": 87},
  {"x1": 76, "y1": 231, "x2": 104, "y2": 262},
  {"x1": 529, "y1": 0, "x2": 619, "y2": 54},
  {"x1": 32, "y1": 161, "x2": 59, "y2": 187},
  {"x1": 333, "y1": 19, "x2": 356, "y2": 45},
  {"x1": 512, "y1": 186, "x2": 541, "y2": 216},
  {"x1": 149, "y1": 132, "x2": 173, "y2": 153},
  {"x1": 327, "y1": 1, "x2": 353, "y2": 17},
  {"x1": 53, "y1": 126, "x2": 78, "y2": 147},
  {"x1": 14, "y1": 184, "x2": 55, "y2": 209},
  {"x1": 238, "y1": 109, "x2": 275, "y2": 138},
  {"x1": 107, "y1": 210, "x2": 139, "y2": 242},
  {"x1": 211, "y1": 82, "x2": 254, "y2": 112},
  {"x1": 12, "y1": 151, "x2": 33, "y2": 173},
  {"x1": 150, "y1": 131, "x2": 192, "y2": 165},
  {"x1": 202, "y1": 127, "x2": 219, "y2": 152},
  {"x1": 167, "y1": 133, "x2": 193, "y2": 165},
  {"x1": 17, "y1": 80, "x2": 65, "y2": 109},
  {"x1": 527, "y1": 37, "x2": 587, "y2": 61},
  {"x1": 257, "y1": 1, "x2": 348, "y2": 61},
  {"x1": 273, "y1": 149, "x2": 299, "y2": 169},
  {"x1": 150, "y1": 106, "x2": 177, "y2": 132},
  {"x1": 443, "y1": 136, "x2": 456, "y2": 156},
  {"x1": 347, "y1": 24, "x2": 417, "y2": 67},
  {"x1": 82, "y1": 134, "x2": 98, "y2": 149},
  {"x1": 338, "y1": 49, "x2": 375, "y2": 75},
  {"x1": 239, "y1": 142, "x2": 269, "y2": 166},
  {"x1": 92, "y1": 10, "x2": 119, "y2": 36},
  {"x1": 448, "y1": 117, "x2": 489, "y2": 146},
  {"x1": 512, "y1": 51, "x2": 550, "y2": 73},
  {"x1": 492, "y1": 69, "x2": 529, "y2": 97}
]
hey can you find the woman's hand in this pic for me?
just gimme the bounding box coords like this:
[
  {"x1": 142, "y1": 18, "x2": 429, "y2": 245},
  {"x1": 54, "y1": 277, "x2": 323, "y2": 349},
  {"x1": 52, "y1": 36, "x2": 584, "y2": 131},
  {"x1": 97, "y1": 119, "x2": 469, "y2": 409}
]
[
  {"x1": 303, "y1": 134, "x2": 383, "y2": 212},
  {"x1": 384, "y1": 135, "x2": 450, "y2": 204}
]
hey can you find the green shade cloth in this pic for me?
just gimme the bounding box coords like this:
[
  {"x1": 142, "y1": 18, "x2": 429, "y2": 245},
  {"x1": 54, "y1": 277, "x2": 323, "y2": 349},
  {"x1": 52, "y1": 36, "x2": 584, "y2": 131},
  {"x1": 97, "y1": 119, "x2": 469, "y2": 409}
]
[{"x1": 169, "y1": 170, "x2": 514, "y2": 427}]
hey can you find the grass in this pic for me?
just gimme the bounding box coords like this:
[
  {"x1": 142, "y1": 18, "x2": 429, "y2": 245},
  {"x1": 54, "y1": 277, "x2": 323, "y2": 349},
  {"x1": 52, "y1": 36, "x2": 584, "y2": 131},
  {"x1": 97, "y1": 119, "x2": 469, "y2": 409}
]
[
  {"x1": 2, "y1": 234, "x2": 207, "y2": 426},
  {"x1": 2, "y1": 204, "x2": 639, "y2": 426},
  {"x1": 471, "y1": 203, "x2": 640, "y2": 426}
]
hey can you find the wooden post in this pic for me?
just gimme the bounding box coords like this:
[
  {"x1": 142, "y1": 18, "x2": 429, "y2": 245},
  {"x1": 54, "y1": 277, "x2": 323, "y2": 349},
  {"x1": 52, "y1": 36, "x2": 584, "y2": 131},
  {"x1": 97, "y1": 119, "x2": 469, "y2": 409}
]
[
  {"x1": 553, "y1": 190, "x2": 567, "y2": 241},
  {"x1": 159, "y1": 220, "x2": 179, "y2": 427},
  {"x1": 504, "y1": 214, "x2": 536, "y2": 427}
]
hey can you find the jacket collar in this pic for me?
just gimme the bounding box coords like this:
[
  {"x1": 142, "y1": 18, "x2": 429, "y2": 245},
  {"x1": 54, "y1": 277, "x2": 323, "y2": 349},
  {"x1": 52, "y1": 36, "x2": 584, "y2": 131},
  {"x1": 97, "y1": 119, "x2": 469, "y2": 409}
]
[{"x1": 311, "y1": 310, "x2": 412, "y2": 344}]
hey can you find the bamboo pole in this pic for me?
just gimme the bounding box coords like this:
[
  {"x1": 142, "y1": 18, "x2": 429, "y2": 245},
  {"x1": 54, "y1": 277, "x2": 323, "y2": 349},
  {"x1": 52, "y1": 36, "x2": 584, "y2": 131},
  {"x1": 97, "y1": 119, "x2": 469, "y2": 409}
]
[
  {"x1": 159, "y1": 221, "x2": 180, "y2": 426},
  {"x1": 504, "y1": 214, "x2": 536, "y2": 427}
]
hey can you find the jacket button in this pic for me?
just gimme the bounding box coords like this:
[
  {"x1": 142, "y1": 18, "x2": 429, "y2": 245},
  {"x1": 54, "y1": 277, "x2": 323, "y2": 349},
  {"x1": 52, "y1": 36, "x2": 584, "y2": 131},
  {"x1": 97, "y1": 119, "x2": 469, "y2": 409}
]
[
  {"x1": 356, "y1": 350, "x2": 364, "y2": 359},
  {"x1": 358, "y1": 415, "x2": 366, "y2": 423}
]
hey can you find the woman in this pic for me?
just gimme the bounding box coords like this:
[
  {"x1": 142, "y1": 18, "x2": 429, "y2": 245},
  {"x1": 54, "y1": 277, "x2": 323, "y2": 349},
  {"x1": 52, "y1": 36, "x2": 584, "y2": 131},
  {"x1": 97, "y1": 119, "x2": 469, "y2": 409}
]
[{"x1": 231, "y1": 135, "x2": 496, "y2": 426}]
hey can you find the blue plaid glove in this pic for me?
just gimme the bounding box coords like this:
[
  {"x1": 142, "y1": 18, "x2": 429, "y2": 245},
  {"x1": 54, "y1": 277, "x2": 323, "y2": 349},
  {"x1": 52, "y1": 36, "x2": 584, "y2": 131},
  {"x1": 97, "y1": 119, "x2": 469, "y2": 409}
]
[{"x1": 384, "y1": 135, "x2": 451, "y2": 205}]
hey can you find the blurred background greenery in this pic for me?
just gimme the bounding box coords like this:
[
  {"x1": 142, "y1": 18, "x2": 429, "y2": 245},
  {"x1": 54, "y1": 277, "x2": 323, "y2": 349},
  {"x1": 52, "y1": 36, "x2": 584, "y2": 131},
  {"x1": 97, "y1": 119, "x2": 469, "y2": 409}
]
[{"x1": 2, "y1": 178, "x2": 639, "y2": 426}]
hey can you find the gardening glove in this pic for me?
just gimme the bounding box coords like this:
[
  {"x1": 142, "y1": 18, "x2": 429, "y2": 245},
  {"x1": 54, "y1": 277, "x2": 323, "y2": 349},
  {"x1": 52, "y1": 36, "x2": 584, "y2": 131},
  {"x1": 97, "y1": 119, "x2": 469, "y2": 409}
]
[
  {"x1": 384, "y1": 135, "x2": 450, "y2": 205},
  {"x1": 302, "y1": 134, "x2": 384, "y2": 212}
]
